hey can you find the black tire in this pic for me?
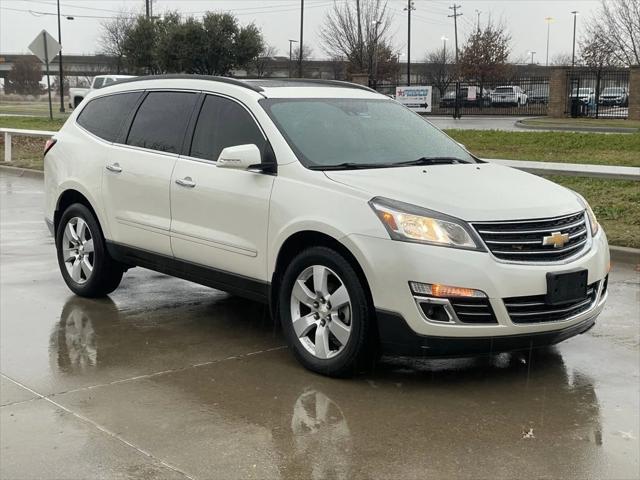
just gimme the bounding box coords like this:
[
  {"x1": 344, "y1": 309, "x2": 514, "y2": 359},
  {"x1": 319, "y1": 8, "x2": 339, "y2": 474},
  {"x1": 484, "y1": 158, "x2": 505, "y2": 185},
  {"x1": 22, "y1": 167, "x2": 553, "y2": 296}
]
[
  {"x1": 278, "y1": 246, "x2": 374, "y2": 377},
  {"x1": 56, "y1": 203, "x2": 124, "y2": 297}
]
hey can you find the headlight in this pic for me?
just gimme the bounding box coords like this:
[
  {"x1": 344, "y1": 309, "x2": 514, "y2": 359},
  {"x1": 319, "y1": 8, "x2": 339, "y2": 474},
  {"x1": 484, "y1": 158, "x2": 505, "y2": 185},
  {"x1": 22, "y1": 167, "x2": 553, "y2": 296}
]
[
  {"x1": 574, "y1": 193, "x2": 599, "y2": 236},
  {"x1": 369, "y1": 197, "x2": 483, "y2": 250}
]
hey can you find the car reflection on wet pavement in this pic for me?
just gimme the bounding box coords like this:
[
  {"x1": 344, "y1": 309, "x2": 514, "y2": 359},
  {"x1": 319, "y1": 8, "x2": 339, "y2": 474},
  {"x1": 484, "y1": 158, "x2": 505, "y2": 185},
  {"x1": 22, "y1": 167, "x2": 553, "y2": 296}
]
[{"x1": 1, "y1": 172, "x2": 638, "y2": 479}]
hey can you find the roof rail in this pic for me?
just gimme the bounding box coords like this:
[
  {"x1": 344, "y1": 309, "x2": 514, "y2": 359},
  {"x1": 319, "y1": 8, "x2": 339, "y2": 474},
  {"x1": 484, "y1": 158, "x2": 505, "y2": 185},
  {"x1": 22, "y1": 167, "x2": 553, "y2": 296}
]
[
  {"x1": 246, "y1": 78, "x2": 376, "y2": 92},
  {"x1": 112, "y1": 74, "x2": 264, "y2": 92}
]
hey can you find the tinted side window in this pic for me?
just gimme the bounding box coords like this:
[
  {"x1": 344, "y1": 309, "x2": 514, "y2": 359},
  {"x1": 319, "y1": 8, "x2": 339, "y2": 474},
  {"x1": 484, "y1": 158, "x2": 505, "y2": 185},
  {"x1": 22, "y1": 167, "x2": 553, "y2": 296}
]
[
  {"x1": 127, "y1": 91, "x2": 198, "y2": 154},
  {"x1": 77, "y1": 92, "x2": 143, "y2": 142},
  {"x1": 93, "y1": 78, "x2": 105, "y2": 89},
  {"x1": 190, "y1": 95, "x2": 265, "y2": 161}
]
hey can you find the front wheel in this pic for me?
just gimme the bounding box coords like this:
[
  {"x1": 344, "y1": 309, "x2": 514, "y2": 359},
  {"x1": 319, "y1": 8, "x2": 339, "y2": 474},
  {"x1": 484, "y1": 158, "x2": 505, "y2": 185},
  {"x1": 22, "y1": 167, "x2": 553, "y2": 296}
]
[
  {"x1": 56, "y1": 203, "x2": 124, "y2": 297},
  {"x1": 278, "y1": 246, "x2": 374, "y2": 377}
]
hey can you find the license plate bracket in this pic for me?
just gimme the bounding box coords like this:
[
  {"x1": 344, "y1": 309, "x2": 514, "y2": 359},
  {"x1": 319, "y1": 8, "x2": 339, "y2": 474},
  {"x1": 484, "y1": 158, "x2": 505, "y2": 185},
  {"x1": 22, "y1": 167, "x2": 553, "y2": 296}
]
[{"x1": 546, "y1": 269, "x2": 588, "y2": 306}]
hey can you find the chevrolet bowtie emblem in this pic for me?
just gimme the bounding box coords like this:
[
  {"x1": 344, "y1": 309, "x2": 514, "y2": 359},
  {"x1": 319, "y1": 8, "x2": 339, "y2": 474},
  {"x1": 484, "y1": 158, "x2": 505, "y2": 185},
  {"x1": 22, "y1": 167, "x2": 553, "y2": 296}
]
[{"x1": 543, "y1": 231, "x2": 570, "y2": 248}]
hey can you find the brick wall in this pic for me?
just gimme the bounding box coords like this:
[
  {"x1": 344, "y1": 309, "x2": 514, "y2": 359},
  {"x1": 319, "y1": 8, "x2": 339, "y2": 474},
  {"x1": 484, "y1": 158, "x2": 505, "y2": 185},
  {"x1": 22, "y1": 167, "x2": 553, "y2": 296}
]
[
  {"x1": 629, "y1": 66, "x2": 639, "y2": 121},
  {"x1": 548, "y1": 67, "x2": 569, "y2": 118}
]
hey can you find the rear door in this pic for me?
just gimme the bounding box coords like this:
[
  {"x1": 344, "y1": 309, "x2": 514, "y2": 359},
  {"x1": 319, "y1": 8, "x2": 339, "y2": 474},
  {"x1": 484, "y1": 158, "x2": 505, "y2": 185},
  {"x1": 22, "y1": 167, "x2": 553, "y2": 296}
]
[
  {"x1": 102, "y1": 90, "x2": 199, "y2": 256},
  {"x1": 170, "y1": 94, "x2": 275, "y2": 281}
]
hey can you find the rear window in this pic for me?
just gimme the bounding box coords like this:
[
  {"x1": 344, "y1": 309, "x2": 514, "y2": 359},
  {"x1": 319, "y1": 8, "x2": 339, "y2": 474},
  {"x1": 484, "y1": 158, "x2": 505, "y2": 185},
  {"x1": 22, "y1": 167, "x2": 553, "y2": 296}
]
[
  {"x1": 126, "y1": 91, "x2": 198, "y2": 154},
  {"x1": 77, "y1": 92, "x2": 143, "y2": 142},
  {"x1": 495, "y1": 87, "x2": 514, "y2": 93}
]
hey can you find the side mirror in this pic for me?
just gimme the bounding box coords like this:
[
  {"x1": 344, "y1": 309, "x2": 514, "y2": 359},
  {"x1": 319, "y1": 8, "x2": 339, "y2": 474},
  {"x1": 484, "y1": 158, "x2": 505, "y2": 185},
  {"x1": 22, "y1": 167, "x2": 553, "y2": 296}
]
[{"x1": 217, "y1": 144, "x2": 262, "y2": 170}]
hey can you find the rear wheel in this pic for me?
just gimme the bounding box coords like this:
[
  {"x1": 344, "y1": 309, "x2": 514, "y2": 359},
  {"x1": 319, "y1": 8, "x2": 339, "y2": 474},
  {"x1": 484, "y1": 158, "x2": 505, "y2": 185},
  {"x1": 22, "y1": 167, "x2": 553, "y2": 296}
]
[
  {"x1": 56, "y1": 203, "x2": 124, "y2": 297},
  {"x1": 278, "y1": 246, "x2": 374, "y2": 377}
]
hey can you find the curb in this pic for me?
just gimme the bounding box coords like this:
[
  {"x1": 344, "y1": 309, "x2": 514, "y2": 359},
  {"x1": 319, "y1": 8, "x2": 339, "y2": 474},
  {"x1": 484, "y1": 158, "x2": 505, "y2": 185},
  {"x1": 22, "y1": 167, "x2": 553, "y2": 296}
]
[
  {"x1": 515, "y1": 119, "x2": 637, "y2": 134},
  {"x1": 610, "y1": 246, "x2": 640, "y2": 265},
  {"x1": 2, "y1": 164, "x2": 638, "y2": 262},
  {"x1": 0, "y1": 165, "x2": 44, "y2": 178}
]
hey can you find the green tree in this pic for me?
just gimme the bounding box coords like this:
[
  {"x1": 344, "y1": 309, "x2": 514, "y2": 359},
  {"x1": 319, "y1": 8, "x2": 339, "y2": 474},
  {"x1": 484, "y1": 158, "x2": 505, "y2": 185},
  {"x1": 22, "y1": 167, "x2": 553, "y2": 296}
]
[
  {"x1": 5, "y1": 57, "x2": 43, "y2": 95},
  {"x1": 122, "y1": 16, "x2": 160, "y2": 74},
  {"x1": 202, "y1": 13, "x2": 263, "y2": 75}
]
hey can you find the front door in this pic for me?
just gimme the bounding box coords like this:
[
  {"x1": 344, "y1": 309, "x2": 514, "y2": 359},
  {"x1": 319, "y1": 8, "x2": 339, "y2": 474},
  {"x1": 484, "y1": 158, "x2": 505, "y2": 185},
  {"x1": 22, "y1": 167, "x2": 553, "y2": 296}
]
[{"x1": 170, "y1": 94, "x2": 275, "y2": 281}]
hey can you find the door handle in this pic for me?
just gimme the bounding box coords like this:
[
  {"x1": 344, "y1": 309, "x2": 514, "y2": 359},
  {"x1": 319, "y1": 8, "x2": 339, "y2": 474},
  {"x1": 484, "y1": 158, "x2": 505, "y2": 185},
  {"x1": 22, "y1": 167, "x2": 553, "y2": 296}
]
[
  {"x1": 106, "y1": 163, "x2": 122, "y2": 173},
  {"x1": 175, "y1": 177, "x2": 196, "y2": 188}
]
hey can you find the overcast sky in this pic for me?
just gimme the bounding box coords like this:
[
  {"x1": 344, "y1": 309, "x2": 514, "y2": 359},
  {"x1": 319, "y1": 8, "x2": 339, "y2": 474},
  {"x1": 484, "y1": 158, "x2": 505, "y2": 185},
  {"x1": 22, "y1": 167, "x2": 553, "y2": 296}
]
[{"x1": 1, "y1": 0, "x2": 600, "y2": 64}]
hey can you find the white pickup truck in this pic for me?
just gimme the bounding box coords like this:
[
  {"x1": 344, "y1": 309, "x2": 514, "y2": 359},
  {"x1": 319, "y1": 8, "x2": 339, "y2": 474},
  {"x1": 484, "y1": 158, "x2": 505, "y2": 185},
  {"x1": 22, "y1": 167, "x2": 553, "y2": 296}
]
[{"x1": 68, "y1": 75, "x2": 135, "y2": 109}]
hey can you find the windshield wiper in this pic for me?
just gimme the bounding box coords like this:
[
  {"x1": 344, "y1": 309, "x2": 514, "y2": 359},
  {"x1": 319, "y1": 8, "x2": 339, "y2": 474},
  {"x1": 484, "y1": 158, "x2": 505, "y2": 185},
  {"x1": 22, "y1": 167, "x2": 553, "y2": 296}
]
[
  {"x1": 308, "y1": 162, "x2": 392, "y2": 170},
  {"x1": 395, "y1": 156, "x2": 472, "y2": 166}
]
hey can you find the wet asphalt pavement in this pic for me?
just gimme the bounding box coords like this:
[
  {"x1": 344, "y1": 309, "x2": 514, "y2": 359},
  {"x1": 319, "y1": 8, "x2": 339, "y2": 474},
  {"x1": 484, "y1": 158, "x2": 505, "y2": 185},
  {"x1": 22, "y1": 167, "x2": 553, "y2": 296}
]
[{"x1": 1, "y1": 171, "x2": 639, "y2": 479}]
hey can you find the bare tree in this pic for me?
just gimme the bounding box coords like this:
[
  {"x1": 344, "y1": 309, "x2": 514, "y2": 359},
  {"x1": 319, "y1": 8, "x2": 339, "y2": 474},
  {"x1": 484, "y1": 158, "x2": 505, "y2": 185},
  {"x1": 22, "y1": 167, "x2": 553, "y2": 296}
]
[
  {"x1": 424, "y1": 46, "x2": 454, "y2": 96},
  {"x1": 551, "y1": 53, "x2": 573, "y2": 66},
  {"x1": 293, "y1": 45, "x2": 313, "y2": 61},
  {"x1": 99, "y1": 12, "x2": 135, "y2": 74},
  {"x1": 458, "y1": 18, "x2": 512, "y2": 87},
  {"x1": 320, "y1": 0, "x2": 394, "y2": 83},
  {"x1": 581, "y1": 0, "x2": 639, "y2": 67},
  {"x1": 253, "y1": 44, "x2": 278, "y2": 77}
]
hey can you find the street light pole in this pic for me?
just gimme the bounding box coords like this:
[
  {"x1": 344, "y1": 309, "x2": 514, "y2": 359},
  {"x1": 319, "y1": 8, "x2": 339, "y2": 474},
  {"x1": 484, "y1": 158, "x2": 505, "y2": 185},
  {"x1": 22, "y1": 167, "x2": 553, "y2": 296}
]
[
  {"x1": 571, "y1": 11, "x2": 579, "y2": 68},
  {"x1": 544, "y1": 17, "x2": 553, "y2": 66},
  {"x1": 298, "y1": 0, "x2": 304, "y2": 78},
  {"x1": 404, "y1": 1, "x2": 415, "y2": 86},
  {"x1": 56, "y1": 0, "x2": 65, "y2": 113},
  {"x1": 288, "y1": 39, "x2": 298, "y2": 78}
]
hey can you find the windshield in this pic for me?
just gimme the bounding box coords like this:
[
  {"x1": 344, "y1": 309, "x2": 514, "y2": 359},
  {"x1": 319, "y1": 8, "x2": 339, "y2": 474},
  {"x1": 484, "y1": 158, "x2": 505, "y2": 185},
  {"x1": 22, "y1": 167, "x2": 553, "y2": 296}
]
[
  {"x1": 495, "y1": 87, "x2": 514, "y2": 93},
  {"x1": 603, "y1": 87, "x2": 623, "y2": 94},
  {"x1": 572, "y1": 88, "x2": 592, "y2": 95},
  {"x1": 260, "y1": 98, "x2": 475, "y2": 169}
]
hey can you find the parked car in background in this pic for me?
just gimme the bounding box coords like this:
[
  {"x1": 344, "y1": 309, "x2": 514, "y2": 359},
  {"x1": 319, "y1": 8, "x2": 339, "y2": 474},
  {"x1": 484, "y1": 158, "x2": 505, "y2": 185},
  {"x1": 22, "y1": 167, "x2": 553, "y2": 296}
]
[
  {"x1": 570, "y1": 87, "x2": 596, "y2": 105},
  {"x1": 598, "y1": 87, "x2": 628, "y2": 107},
  {"x1": 68, "y1": 75, "x2": 135, "y2": 109},
  {"x1": 45, "y1": 76, "x2": 609, "y2": 377},
  {"x1": 490, "y1": 86, "x2": 528, "y2": 107},
  {"x1": 439, "y1": 86, "x2": 491, "y2": 108},
  {"x1": 527, "y1": 84, "x2": 549, "y2": 104}
]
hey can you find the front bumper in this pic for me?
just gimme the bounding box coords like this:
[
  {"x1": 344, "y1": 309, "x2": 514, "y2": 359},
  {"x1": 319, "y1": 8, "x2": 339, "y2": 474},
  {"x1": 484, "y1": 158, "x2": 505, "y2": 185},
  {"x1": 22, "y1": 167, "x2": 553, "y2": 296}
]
[
  {"x1": 376, "y1": 307, "x2": 600, "y2": 356},
  {"x1": 343, "y1": 230, "x2": 609, "y2": 342}
]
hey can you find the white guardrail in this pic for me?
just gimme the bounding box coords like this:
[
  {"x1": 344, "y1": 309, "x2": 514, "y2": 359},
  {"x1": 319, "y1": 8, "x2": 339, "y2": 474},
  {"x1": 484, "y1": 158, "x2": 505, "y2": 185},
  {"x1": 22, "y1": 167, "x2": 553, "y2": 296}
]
[{"x1": 1, "y1": 127, "x2": 639, "y2": 181}]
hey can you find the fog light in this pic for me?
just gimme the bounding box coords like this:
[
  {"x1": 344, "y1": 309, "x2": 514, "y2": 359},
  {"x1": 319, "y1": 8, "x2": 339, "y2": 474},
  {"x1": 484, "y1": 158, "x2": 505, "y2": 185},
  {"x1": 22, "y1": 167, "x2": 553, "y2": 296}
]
[
  {"x1": 410, "y1": 282, "x2": 486, "y2": 298},
  {"x1": 419, "y1": 303, "x2": 450, "y2": 322}
]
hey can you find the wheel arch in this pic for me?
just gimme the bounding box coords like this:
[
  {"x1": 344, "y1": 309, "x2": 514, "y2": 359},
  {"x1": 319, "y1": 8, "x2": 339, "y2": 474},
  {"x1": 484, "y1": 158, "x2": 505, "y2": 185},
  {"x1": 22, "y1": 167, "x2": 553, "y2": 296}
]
[
  {"x1": 54, "y1": 189, "x2": 104, "y2": 238},
  {"x1": 270, "y1": 230, "x2": 375, "y2": 326}
]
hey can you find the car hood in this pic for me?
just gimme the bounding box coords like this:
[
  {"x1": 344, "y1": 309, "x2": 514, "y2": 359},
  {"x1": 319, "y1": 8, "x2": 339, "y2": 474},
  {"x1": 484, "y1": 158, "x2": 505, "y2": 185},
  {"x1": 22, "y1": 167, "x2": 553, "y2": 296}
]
[{"x1": 324, "y1": 163, "x2": 583, "y2": 222}]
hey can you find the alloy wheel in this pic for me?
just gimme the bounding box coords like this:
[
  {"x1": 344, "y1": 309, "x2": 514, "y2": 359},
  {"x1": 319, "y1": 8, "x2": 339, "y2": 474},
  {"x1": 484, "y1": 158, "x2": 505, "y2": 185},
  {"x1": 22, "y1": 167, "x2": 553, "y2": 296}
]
[
  {"x1": 62, "y1": 217, "x2": 95, "y2": 284},
  {"x1": 289, "y1": 265, "x2": 352, "y2": 359}
]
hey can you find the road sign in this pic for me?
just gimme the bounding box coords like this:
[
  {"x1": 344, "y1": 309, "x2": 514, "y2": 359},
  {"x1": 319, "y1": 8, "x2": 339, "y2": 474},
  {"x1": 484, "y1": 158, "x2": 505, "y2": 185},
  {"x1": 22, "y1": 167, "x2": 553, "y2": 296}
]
[
  {"x1": 28, "y1": 30, "x2": 60, "y2": 120},
  {"x1": 28, "y1": 30, "x2": 61, "y2": 65},
  {"x1": 395, "y1": 86, "x2": 432, "y2": 113}
]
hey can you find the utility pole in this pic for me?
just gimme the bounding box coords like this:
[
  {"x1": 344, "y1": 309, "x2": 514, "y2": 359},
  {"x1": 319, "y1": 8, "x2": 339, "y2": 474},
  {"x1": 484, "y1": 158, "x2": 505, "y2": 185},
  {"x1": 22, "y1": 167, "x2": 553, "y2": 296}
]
[
  {"x1": 475, "y1": 9, "x2": 481, "y2": 33},
  {"x1": 356, "y1": 0, "x2": 363, "y2": 71},
  {"x1": 529, "y1": 51, "x2": 536, "y2": 64},
  {"x1": 149, "y1": 0, "x2": 153, "y2": 18},
  {"x1": 448, "y1": 5, "x2": 462, "y2": 66},
  {"x1": 145, "y1": 0, "x2": 149, "y2": 18},
  {"x1": 404, "y1": 0, "x2": 415, "y2": 86},
  {"x1": 298, "y1": 0, "x2": 304, "y2": 78},
  {"x1": 544, "y1": 16, "x2": 553, "y2": 66},
  {"x1": 372, "y1": 20, "x2": 382, "y2": 89},
  {"x1": 571, "y1": 11, "x2": 579, "y2": 68},
  {"x1": 56, "y1": 0, "x2": 65, "y2": 113},
  {"x1": 288, "y1": 40, "x2": 298, "y2": 78}
]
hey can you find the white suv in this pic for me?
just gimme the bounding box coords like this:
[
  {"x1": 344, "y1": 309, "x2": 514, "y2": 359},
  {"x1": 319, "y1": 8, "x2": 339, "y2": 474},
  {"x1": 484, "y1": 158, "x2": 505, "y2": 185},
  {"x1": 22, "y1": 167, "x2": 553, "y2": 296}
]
[{"x1": 44, "y1": 76, "x2": 609, "y2": 376}]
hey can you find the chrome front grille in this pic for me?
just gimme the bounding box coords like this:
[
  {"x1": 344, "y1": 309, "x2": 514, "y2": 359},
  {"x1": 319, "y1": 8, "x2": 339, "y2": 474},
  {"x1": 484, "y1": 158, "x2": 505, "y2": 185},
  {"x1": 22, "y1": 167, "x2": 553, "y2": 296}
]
[
  {"x1": 449, "y1": 298, "x2": 497, "y2": 324},
  {"x1": 504, "y1": 281, "x2": 599, "y2": 324},
  {"x1": 472, "y1": 211, "x2": 589, "y2": 263}
]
